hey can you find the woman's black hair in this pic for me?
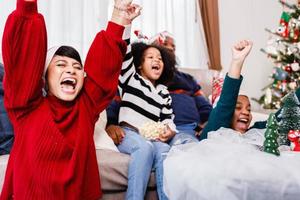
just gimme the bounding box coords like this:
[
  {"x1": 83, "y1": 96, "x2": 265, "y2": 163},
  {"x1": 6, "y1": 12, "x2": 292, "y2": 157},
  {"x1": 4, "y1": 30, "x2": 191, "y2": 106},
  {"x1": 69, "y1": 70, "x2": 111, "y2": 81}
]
[
  {"x1": 54, "y1": 46, "x2": 82, "y2": 66},
  {"x1": 131, "y1": 42, "x2": 176, "y2": 85}
]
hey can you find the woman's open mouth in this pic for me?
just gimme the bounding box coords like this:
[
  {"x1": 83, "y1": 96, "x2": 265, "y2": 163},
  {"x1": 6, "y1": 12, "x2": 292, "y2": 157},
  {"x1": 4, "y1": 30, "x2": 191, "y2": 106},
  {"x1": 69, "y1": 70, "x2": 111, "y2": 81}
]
[{"x1": 60, "y1": 78, "x2": 77, "y2": 94}]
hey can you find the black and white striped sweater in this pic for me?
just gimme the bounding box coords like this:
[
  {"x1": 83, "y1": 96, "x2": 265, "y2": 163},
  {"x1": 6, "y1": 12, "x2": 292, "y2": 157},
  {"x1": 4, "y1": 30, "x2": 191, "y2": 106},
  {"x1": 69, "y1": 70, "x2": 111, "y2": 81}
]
[{"x1": 118, "y1": 26, "x2": 176, "y2": 132}]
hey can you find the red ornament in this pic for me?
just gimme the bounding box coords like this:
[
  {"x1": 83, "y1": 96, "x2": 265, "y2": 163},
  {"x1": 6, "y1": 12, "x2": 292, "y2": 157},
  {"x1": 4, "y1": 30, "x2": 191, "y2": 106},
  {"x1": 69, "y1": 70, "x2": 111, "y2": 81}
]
[
  {"x1": 288, "y1": 130, "x2": 300, "y2": 151},
  {"x1": 278, "y1": 21, "x2": 289, "y2": 37},
  {"x1": 284, "y1": 65, "x2": 292, "y2": 73},
  {"x1": 277, "y1": 12, "x2": 291, "y2": 38},
  {"x1": 293, "y1": 28, "x2": 300, "y2": 42}
]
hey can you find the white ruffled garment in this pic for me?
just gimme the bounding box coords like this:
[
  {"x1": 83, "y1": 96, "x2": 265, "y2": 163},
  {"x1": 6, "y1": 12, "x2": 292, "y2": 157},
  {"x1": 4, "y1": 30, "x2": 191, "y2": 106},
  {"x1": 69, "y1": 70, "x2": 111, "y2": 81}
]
[{"x1": 164, "y1": 128, "x2": 300, "y2": 200}]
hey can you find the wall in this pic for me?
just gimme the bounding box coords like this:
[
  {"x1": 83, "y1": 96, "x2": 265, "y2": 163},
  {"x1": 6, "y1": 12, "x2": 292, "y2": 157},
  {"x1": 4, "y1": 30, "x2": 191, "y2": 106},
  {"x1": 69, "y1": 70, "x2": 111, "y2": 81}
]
[
  {"x1": 0, "y1": 0, "x2": 111, "y2": 62},
  {"x1": 218, "y1": 0, "x2": 289, "y2": 111}
]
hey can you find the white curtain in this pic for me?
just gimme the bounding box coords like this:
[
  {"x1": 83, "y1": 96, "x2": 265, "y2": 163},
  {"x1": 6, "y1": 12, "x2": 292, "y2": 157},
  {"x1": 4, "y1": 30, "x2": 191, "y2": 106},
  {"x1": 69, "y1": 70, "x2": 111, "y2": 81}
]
[
  {"x1": 0, "y1": 0, "x2": 111, "y2": 62},
  {"x1": 108, "y1": 0, "x2": 209, "y2": 68},
  {"x1": 0, "y1": 0, "x2": 209, "y2": 68}
]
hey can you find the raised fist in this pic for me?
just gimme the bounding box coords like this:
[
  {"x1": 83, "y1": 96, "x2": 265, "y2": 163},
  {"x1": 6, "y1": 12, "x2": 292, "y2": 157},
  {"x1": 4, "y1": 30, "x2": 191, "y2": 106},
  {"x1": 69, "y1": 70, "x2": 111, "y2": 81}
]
[
  {"x1": 231, "y1": 40, "x2": 253, "y2": 62},
  {"x1": 112, "y1": 0, "x2": 142, "y2": 25}
]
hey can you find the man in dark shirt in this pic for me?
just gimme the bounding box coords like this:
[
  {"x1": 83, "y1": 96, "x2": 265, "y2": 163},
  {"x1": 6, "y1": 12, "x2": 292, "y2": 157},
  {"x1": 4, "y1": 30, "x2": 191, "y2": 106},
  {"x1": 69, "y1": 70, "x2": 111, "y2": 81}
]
[{"x1": 0, "y1": 63, "x2": 14, "y2": 154}]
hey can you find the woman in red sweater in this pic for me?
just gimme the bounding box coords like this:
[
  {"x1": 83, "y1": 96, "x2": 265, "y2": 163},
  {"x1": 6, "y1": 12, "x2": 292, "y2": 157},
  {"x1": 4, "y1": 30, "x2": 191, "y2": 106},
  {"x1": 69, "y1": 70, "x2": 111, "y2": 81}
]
[{"x1": 0, "y1": 0, "x2": 141, "y2": 199}]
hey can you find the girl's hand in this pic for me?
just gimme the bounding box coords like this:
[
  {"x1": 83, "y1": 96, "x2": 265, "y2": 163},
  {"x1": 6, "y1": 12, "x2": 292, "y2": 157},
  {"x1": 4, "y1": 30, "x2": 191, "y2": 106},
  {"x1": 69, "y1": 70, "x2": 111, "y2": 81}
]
[
  {"x1": 232, "y1": 40, "x2": 253, "y2": 62},
  {"x1": 112, "y1": 0, "x2": 142, "y2": 26},
  {"x1": 158, "y1": 125, "x2": 175, "y2": 143},
  {"x1": 106, "y1": 125, "x2": 125, "y2": 145},
  {"x1": 229, "y1": 40, "x2": 253, "y2": 79}
]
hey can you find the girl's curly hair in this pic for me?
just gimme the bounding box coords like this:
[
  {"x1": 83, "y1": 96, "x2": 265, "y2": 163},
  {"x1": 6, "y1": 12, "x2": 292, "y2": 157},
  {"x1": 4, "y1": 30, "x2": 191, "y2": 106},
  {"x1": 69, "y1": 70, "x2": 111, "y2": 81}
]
[{"x1": 131, "y1": 42, "x2": 176, "y2": 85}]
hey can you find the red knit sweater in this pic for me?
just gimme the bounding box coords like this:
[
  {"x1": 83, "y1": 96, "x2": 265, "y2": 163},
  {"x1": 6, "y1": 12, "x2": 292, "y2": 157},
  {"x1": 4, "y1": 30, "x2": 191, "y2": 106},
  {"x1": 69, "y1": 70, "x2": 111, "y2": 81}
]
[{"x1": 0, "y1": 0, "x2": 126, "y2": 199}]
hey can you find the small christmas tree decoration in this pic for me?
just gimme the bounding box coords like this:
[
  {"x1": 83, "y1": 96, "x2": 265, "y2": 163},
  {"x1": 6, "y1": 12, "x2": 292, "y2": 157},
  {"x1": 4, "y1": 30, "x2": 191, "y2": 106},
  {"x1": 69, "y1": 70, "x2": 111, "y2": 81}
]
[
  {"x1": 278, "y1": 91, "x2": 300, "y2": 145},
  {"x1": 288, "y1": 130, "x2": 300, "y2": 151},
  {"x1": 264, "y1": 113, "x2": 280, "y2": 156},
  {"x1": 139, "y1": 121, "x2": 166, "y2": 140}
]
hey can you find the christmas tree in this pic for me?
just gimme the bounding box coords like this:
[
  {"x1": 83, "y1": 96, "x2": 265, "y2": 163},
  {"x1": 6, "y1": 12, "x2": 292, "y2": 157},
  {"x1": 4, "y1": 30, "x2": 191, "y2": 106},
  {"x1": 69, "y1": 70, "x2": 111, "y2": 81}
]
[
  {"x1": 264, "y1": 113, "x2": 280, "y2": 156},
  {"x1": 278, "y1": 91, "x2": 300, "y2": 145},
  {"x1": 256, "y1": 0, "x2": 300, "y2": 109}
]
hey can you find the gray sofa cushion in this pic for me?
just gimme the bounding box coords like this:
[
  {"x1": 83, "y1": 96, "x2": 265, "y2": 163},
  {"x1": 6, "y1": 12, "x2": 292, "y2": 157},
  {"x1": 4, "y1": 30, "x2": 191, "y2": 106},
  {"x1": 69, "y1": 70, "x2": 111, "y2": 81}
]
[
  {"x1": 0, "y1": 150, "x2": 157, "y2": 193},
  {"x1": 98, "y1": 149, "x2": 156, "y2": 192}
]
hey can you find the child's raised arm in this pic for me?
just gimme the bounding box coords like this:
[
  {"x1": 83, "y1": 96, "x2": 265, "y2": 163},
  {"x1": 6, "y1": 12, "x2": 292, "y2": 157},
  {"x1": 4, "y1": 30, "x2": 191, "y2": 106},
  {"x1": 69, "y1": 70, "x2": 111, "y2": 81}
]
[
  {"x1": 83, "y1": 0, "x2": 141, "y2": 118},
  {"x1": 229, "y1": 40, "x2": 253, "y2": 79},
  {"x1": 200, "y1": 40, "x2": 253, "y2": 140}
]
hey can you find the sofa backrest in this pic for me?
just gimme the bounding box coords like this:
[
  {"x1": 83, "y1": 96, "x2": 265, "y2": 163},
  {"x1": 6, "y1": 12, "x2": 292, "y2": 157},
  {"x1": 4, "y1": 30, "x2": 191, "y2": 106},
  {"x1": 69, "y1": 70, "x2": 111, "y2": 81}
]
[{"x1": 177, "y1": 67, "x2": 216, "y2": 98}]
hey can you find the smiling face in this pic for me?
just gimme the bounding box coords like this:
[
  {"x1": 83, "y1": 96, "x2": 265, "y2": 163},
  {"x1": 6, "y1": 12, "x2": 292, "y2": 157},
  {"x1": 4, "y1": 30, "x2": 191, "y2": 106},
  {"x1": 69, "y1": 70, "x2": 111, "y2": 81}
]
[
  {"x1": 46, "y1": 55, "x2": 84, "y2": 101},
  {"x1": 140, "y1": 47, "x2": 164, "y2": 85},
  {"x1": 231, "y1": 95, "x2": 252, "y2": 133}
]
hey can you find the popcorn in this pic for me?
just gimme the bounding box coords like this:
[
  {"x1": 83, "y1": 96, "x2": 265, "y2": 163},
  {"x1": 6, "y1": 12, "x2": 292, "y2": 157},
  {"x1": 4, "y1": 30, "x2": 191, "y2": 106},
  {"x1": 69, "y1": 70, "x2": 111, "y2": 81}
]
[{"x1": 139, "y1": 122, "x2": 166, "y2": 140}]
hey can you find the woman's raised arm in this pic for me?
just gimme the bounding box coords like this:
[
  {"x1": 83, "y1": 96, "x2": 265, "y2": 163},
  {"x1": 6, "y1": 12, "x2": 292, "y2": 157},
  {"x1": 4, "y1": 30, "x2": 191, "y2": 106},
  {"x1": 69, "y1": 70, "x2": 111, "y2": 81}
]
[{"x1": 2, "y1": 0, "x2": 47, "y2": 122}]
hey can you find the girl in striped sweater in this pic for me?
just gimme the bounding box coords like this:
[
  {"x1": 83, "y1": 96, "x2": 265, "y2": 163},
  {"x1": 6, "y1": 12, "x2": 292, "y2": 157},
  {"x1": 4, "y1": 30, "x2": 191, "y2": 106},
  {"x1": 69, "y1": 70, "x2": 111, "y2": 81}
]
[{"x1": 116, "y1": 26, "x2": 176, "y2": 200}]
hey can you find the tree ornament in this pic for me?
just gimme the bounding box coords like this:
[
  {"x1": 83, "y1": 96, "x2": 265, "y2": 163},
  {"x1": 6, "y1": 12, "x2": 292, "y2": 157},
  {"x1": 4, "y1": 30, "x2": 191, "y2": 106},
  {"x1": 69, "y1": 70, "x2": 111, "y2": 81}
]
[
  {"x1": 290, "y1": 46, "x2": 299, "y2": 54},
  {"x1": 274, "y1": 67, "x2": 288, "y2": 80},
  {"x1": 297, "y1": 41, "x2": 300, "y2": 49},
  {"x1": 264, "y1": 88, "x2": 273, "y2": 105},
  {"x1": 278, "y1": 42, "x2": 287, "y2": 53},
  {"x1": 265, "y1": 45, "x2": 279, "y2": 55},
  {"x1": 288, "y1": 130, "x2": 300, "y2": 151},
  {"x1": 281, "y1": 81, "x2": 287, "y2": 92},
  {"x1": 284, "y1": 65, "x2": 292, "y2": 73},
  {"x1": 293, "y1": 29, "x2": 300, "y2": 41},
  {"x1": 275, "y1": 101, "x2": 281, "y2": 109},
  {"x1": 263, "y1": 113, "x2": 280, "y2": 156},
  {"x1": 277, "y1": 11, "x2": 291, "y2": 37},
  {"x1": 289, "y1": 81, "x2": 297, "y2": 90},
  {"x1": 289, "y1": 18, "x2": 300, "y2": 41},
  {"x1": 291, "y1": 62, "x2": 300, "y2": 71}
]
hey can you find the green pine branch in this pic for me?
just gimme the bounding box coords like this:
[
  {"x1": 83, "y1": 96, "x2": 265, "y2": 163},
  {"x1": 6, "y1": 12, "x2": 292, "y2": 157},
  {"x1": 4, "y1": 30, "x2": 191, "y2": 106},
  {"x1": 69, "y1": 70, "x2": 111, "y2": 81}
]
[{"x1": 279, "y1": 0, "x2": 298, "y2": 10}]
